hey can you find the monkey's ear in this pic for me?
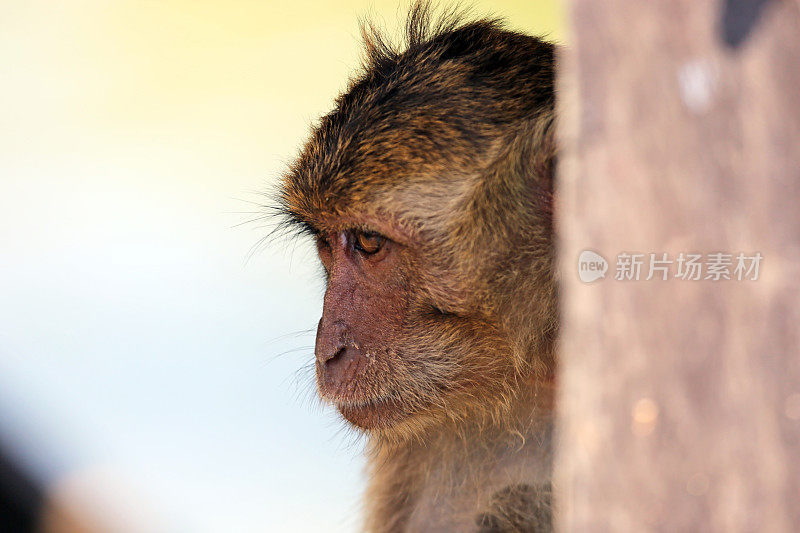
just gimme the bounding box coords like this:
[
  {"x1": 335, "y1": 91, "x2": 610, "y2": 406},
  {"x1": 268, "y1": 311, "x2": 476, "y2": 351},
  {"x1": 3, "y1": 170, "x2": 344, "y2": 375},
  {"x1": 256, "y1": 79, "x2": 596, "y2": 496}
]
[
  {"x1": 523, "y1": 111, "x2": 557, "y2": 194},
  {"x1": 537, "y1": 147, "x2": 556, "y2": 195}
]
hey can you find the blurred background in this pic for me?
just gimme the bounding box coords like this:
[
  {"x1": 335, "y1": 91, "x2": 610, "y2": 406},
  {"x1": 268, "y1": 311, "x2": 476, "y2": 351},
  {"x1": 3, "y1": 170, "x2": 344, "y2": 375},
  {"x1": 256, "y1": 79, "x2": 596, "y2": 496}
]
[{"x1": 0, "y1": 1, "x2": 563, "y2": 531}]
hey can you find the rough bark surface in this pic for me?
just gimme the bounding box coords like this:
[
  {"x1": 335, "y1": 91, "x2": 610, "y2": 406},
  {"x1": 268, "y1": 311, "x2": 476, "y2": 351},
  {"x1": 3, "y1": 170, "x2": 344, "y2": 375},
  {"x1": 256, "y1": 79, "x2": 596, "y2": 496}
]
[{"x1": 556, "y1": 1, "x2": 800, "y2": 531}]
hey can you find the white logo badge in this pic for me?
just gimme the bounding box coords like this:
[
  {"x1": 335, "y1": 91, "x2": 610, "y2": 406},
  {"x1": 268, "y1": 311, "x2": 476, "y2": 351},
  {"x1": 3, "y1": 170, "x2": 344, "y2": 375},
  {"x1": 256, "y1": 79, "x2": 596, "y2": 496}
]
[{"x1": 578, "y1": 250, "x2": 608, "y2": 283}]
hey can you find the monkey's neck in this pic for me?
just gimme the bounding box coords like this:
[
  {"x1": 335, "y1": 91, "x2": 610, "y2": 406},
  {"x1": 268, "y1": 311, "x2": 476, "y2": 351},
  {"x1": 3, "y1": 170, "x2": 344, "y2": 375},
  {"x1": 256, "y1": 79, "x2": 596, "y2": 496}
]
[{"x1": 363, "y1": 382, "x2": 555, "y2": 532}]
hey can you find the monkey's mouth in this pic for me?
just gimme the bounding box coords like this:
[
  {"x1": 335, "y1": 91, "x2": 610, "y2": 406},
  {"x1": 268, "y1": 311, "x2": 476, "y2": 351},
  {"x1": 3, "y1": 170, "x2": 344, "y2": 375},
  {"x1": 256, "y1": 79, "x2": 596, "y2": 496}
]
[
  {"x1": 316, "y1": 347, "x2": 422, "y2": 430},
  {"x1": 334, "y1": 394, "x2": 410, "y2": 430}
]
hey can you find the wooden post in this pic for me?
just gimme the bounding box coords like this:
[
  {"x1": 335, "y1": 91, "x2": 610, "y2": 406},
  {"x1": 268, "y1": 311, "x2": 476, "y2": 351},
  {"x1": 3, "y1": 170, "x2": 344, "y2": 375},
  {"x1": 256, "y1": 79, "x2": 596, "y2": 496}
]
[{"x1": 556, "y1": 1, "x2": 800, "y2": 531}]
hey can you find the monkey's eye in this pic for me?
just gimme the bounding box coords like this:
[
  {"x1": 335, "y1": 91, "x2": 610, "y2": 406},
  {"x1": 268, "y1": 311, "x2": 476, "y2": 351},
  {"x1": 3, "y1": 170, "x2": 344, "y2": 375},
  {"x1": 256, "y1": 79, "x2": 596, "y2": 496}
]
[{"x1": 352, "y1": 230, "x2": 385, "y2": 255}]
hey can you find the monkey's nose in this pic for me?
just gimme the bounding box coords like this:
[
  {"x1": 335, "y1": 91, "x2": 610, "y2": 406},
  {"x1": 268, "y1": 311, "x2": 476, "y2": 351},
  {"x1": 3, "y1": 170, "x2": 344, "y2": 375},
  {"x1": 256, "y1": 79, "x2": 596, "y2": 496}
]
[
  {"x1": 315, "y1": 319, "x2": 348, "y2": 364},
  {"x1": 318, "y1": 345, "x2": 345, "y2": 364},
  {"x1": 320, "y1": 346, "x2": 363, "y2": 390},
  {"x1": 315, "y1": 320, "x2": 366, "y2": 390}
]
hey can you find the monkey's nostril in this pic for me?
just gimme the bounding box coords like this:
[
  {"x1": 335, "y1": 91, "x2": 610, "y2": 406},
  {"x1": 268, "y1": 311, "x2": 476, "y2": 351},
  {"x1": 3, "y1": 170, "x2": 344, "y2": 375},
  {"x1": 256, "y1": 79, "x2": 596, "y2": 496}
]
[
  {"x1": 321, "y1": 346, "x2": 363, "y2": 388},
  {"x1": 324, "y1": 347, "x2": 345, "y2": 364}
]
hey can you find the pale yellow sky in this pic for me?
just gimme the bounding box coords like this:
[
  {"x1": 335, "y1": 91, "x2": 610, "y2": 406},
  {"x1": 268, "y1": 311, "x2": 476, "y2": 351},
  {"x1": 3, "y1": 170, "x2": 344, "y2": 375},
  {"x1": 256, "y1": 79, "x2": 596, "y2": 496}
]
[{"x1": 3, "y1": 0, "x2": 564, "y2": 187}]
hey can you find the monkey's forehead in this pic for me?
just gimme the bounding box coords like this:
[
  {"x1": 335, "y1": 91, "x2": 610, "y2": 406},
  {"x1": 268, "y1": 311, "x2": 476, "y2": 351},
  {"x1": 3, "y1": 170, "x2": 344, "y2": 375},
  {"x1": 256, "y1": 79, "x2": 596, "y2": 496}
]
[
  {"x1": 280, "y1": 110, "x2": 496, "y2": 237},
  {"x1": 279, "y1": 168, "x2": 474, "y2": 243}
]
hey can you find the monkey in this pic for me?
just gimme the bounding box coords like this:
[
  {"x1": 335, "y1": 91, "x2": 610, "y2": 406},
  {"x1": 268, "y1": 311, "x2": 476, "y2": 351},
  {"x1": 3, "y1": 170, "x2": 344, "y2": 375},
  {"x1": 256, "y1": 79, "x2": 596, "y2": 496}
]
[{"x1": 275, "y1": 3, "x2": 557, "y2": 531}]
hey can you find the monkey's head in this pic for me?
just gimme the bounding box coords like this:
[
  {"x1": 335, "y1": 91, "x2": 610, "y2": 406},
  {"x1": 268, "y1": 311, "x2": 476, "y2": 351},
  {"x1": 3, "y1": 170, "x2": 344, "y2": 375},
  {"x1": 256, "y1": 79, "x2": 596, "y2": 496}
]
[{"x1": 278, "y1": 7, "x2": 557, "y2": 440}]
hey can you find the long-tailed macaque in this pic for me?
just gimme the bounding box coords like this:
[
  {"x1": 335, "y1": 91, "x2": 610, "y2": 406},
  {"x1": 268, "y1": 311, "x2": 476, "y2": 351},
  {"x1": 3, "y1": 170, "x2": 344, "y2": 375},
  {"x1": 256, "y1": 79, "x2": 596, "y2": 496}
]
[{"x1": 277, "y1": 3, "x2": 557, "y2": 531}]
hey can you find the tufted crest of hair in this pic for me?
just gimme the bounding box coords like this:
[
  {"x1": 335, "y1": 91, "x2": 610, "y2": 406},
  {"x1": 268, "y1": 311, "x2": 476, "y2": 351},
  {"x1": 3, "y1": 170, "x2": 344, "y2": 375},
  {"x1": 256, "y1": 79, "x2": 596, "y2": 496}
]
[{"x1": 276, "y1": 1, "x2": 557, "y2": 443}]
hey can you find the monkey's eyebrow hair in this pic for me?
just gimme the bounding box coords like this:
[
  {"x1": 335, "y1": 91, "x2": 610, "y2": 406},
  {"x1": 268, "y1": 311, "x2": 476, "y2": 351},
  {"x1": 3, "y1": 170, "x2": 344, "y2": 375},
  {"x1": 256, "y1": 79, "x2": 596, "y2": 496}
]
[{"x1": 282, "y1": 211, "x2": 320, "y2": 237}]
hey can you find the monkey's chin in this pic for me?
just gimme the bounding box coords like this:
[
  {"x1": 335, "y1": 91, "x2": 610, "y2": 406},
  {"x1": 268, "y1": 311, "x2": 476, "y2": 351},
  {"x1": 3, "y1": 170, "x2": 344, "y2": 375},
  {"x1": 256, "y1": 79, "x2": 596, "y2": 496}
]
[{"x1": 335, "y1": 395, "x2": 410, "y2": 431}]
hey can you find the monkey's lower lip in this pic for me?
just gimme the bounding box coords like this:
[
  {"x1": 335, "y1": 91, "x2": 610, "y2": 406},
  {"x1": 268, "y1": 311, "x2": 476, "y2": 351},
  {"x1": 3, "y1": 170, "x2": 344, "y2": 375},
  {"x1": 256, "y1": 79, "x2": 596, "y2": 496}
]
[{"x1": 335, "y1": 395, "x2": 408, "y2": 430}]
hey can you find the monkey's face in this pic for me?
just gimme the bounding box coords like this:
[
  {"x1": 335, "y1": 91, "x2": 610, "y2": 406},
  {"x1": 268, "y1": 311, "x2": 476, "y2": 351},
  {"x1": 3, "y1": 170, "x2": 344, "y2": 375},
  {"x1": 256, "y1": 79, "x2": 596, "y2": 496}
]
[
  {"x1": 311, "y1": 218, "x2": 510, "y2": 433},
  {"x1": 278, "y1": 14, "x2": 557, "y2": 436},
  {"x1": 313, "y1": 222, "x2": 422, "y2": 430}
]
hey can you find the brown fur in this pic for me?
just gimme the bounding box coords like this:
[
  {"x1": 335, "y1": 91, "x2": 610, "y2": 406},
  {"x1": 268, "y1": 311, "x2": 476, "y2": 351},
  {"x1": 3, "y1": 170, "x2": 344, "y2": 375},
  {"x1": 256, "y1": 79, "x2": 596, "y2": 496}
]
[{"x1": 275, "y1": 3, "x2": 557, "y2": 531}]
